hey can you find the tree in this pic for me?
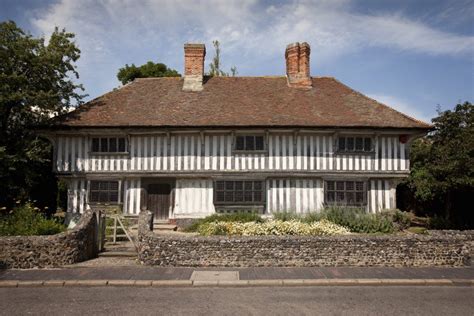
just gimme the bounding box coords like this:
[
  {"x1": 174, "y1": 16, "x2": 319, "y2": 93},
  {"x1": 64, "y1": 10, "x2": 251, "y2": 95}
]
[
  {"x1": 117, "y1": 61, "x2": 180, "y2": 85},
  {"x1": 208, "y1": 40, "x2": 237, "y2": 77},
  {"x1": 0, "y1": 21, "x2": 84, "y2": 210},
  {"x1": 406, "y1": 102, "x2": 474, "y2": 228}
]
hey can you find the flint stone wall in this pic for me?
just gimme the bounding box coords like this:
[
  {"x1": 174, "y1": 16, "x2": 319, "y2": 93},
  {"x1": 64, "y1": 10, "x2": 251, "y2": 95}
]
[
  {"x1": 138, "y1": 211, "x2": 472, "y2": 267},
  {"x1": 0, "y1": 209, "x2": 100, "y2": 269}
]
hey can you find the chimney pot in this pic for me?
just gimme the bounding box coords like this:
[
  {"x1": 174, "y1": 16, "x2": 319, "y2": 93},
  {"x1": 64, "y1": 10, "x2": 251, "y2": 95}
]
[
  {"x1": 183, "y1": 43, "x2": 206, "y2": 91},
  {"x1": 285, "y1": 42, "x2": 312, "y2": 88}
]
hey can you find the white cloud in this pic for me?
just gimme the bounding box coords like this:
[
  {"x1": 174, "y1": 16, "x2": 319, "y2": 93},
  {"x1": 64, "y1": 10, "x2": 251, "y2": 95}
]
[
  {"x1": 367, "y1": 93, "x2": 433, "y2": 124},
  {"x1": 29, "y1": 0, "x2": 474, "y2": 98}
]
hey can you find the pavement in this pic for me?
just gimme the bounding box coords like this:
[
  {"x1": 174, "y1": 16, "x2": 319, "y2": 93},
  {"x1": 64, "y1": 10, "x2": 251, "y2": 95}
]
[{"x1": 1, "y1": 265, "x2": 473, "y2": 288}]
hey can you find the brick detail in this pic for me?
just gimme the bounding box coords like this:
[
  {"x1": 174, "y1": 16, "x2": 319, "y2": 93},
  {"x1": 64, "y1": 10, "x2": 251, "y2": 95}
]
[
  {"x1": 183, "y1": 43, "x2": 206, "y2": 91},
  {"x1": 285, "y1": 42, "x2": 312, "y2": 89},
  {"x1": 184, "y1": 43, "x2": 206, "y2": 76}
]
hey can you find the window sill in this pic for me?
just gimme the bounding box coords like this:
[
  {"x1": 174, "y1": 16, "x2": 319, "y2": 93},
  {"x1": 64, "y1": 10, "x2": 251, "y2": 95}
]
[{"x1": 89, "y1": 152, "x2": 129, "y2": 156}]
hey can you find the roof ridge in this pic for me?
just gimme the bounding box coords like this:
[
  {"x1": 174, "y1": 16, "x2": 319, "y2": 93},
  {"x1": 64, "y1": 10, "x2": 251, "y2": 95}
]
[{"x1": 330, "y1": 77, "x2": 432, "y2": 128}]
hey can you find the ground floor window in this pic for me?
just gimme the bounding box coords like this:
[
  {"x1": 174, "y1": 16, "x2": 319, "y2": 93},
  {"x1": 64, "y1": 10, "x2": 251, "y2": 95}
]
[
  {"x1": 89, "y1": 181, "x2": 119, "y2": 203},
  {"x1": 325, "y1": 180, "x2": 367, "y2": 206},
  {"x1": 214, "y1": 180, "x2": 264, "y2": 204}
]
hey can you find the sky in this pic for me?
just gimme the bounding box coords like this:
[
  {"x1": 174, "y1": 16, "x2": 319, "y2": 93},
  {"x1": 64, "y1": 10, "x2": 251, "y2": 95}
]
[{"x1": 1, "y1": 0, "x2": 473, "y2": 123}]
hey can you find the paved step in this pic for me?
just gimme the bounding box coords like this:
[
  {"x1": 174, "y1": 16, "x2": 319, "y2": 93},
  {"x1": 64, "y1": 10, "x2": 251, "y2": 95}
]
[
  {"x1": 98, "y1": 251, "x2": 137, "y2": 258},
  {"x1": 153, "y1": 224, "x2": 177, "y2": 231}
]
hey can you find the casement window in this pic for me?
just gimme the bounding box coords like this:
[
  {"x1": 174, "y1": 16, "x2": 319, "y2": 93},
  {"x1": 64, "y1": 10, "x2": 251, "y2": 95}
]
[
  {"x1": 89, "y1": 181, "x2": 119, "y2": 203},
  {"x1": 337, "y1": 136, "x2": 372, "y2": 153},
  {"x1": 234, "y1": 135, "x2": 265, "y2": 151},
  {"x1": 214, "y1": 180, "x2": 264, "y2": 204},
  {"x1": 91, "y1": 137, "x2": 126, "y2": 153},
  {"x1": 325, "y1": 180, "x2": 367, "y2": 206}
]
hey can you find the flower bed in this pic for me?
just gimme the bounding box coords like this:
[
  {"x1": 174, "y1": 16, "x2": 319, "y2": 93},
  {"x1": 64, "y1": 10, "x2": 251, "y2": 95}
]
[{"x1": 198, "y1": 219, "x2": 350, "y2": 236}]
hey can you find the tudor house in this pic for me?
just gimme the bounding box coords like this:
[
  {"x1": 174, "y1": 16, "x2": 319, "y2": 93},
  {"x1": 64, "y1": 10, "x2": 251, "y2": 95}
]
[{"x1": 43, "y1": 42, "x2": 430, "y2": 221}]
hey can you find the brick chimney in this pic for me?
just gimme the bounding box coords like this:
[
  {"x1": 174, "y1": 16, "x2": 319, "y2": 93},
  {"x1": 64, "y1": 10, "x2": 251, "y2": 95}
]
[
  {"x1": 183, "y1": 43, "x2": 206, "y2": 91},
  {"x1": 285, "y1": 42, "x2": 312, "y2": 89}
]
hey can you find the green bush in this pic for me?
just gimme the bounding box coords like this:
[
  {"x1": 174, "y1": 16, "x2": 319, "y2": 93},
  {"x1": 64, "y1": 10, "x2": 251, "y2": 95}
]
[
  {"x1": 184, "y1": 212, "x2": 263, "y2": 232},
  {"x1": 0, "y1": 203, "x2": 66, "y2": 236},
  {"x1": 307, "y1": 207, "x2": 395, "y2": 234}
]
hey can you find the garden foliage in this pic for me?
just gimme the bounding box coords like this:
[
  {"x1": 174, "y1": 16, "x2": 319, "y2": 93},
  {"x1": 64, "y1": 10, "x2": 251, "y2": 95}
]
[{"x1": 0, "y1": 203, "x2": 65, "y2": 236}]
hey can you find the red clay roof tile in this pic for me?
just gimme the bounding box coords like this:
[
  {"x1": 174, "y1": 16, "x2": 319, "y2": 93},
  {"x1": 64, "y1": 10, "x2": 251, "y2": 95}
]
[{"x1": 56, "y1": 76, "x2": 431, "y2": 129}]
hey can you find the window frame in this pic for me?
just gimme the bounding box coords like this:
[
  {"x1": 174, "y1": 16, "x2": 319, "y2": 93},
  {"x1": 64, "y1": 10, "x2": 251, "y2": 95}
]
[
  {"x1": 324, "y1": 180, "x2": 367, "y2": 207},
  {"x1": 336, "y1": 136, "x2": 374, "y2": 155},
  {"x1": 213, "y1": 180, "x2": 266, "y2": 205},
  {"x1": 90, "y1": 136, "x2": 128, "y2": 155},
  {"x1": 88, "y1": 180, "x2": 121, "y2": 204},
  {"x1": 232, "y1": 135, "x2": 267, "y2": 153}
]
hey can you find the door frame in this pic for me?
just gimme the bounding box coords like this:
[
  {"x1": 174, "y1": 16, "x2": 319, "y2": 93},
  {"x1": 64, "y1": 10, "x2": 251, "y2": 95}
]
[{"x1": 141, "y1": 178, "x2": 176, "y2": 220}]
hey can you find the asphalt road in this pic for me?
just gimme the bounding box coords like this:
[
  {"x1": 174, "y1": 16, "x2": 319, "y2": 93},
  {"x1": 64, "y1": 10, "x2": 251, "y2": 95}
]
[{"x1": 1, "y1": 286, "x2": 473, "y2": 315}]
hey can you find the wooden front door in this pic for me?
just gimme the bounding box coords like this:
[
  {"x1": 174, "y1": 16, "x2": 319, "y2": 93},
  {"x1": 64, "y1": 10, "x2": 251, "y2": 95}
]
[{"x1": 147, "y1": 183, "x2": 171, "y2": 220}]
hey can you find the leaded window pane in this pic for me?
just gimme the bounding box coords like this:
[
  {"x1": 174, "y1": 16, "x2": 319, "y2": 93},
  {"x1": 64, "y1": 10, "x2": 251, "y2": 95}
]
[
  {"x1": 338, "y1": 137, "x2": 346, "y2": 151},
  {"x1": 355, "y1": 137, "x2": 363, "y2": 151},
  {"x1": 92, "y1": 138, "x2": 100, "y2": 152},
  {"x1": 325, "y1": 180, "x2": 367, "y2": 206},
  {"x1": 364, "y1": 138, "x2": 372, "y2": 151},
  {"x1": 336, "y1": 192, "x2": 345, "y2": 202},
  {"x1": 216, "y1": 181, "x2": 225, "y2": 190},
  {"x1": 225, "y1": 181, "x2": 234, "y2": 190},
  {"x1": 336, "y1": 181, "x2": 345, "y2": 191},
  {"x1": 244, "y1": 181, "x2": 253, "y2": 190},
  {"x1": 255, "y1": 136, "x2": 264, "y2": 150},
  {"x1": 346, "y1": 181, "x2": 354, "y2": 191},
  {"x1": 327, "y1": 192, "x2": 335, "y2": 202},
  {"x1": 100, "y1": 138, "x2": 108, "y2": 152},
  {"x1": 109, "y1": 138, "x2": 117, "y2": 152},
  {"x1": 254, "y1": 191, "x2": 262, "y2": 202},
  {"x1": 235, "y1": 191, "x2": 244, "y2": 202},
  {"x1": 245, "y1": 136, "x2": 255, "y2": 150},
  {"x1": 118, "y1": 138, "x2": 126, "y2": 152},
  {"x1": 225, "y1": 192, "x2": 234, "y2": 202},
  {"x1": 235, "y1": 136, "x2": 245, "y2": 150},
  {"x1": 254, "y1": 181, "x2": 262, "y2": 190},
  {"x1": 216, "y1": 191, "x2": 225, "y2": 202},
  {"x1": 327, "y1": 181, "x2": 335, "y2": 191},
  {"x1": 347, "y1": 137, "x2": 354, "y2": 151}
]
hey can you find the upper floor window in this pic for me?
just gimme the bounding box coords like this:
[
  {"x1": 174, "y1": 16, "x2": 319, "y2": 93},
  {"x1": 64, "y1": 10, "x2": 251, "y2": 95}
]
[
  {"x1": 91, "y1": 137, "x2": 126, "y2": 153},
  {"x1": 338, "y1": 136, "x2": 372, "y2": 153},
  {"x1": 214, "y1": 180, "x2": 264, "y2": 204},
  {"x1": 325, "y1": 180, "x2": 366, "y2": 206},
  {"x1": 234, "y1": 135, "x2": 265, "y2": 151},
  {"x1": 89, "y1": 181, "x2": 119, "y2": 203}
]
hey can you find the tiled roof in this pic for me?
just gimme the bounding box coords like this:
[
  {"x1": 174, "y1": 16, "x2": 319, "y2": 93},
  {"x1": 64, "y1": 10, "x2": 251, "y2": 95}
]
[{"x1": 56, "y1": 76, "x2": 431, "y2": 129}]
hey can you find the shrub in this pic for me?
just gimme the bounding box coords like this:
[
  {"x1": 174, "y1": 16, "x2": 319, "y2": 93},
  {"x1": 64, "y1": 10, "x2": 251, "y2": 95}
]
[
  {"x1": 0, "y1": 203, "x2": 66, "y2": 236},
  {"x1": 197, "y1": 219, "x2": 350, "y2": 236},
  {"x1": 184, "y1": 212, "x2": 262, "y2": 232},
  {"x1": 382, "y1": 209, "x2": 411, "y2": 231},
  {"x1": 272, "y1": 211, "x2": 301, "y2": 221},
  {"x1": 313, "y1": 207, "x2": 394, "y2": 234}
]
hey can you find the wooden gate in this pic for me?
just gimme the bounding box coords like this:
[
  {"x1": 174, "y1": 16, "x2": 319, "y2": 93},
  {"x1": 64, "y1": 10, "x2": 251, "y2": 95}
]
[{"x1": 147, "y1": 183, "x2": 171, "y2": 220}]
